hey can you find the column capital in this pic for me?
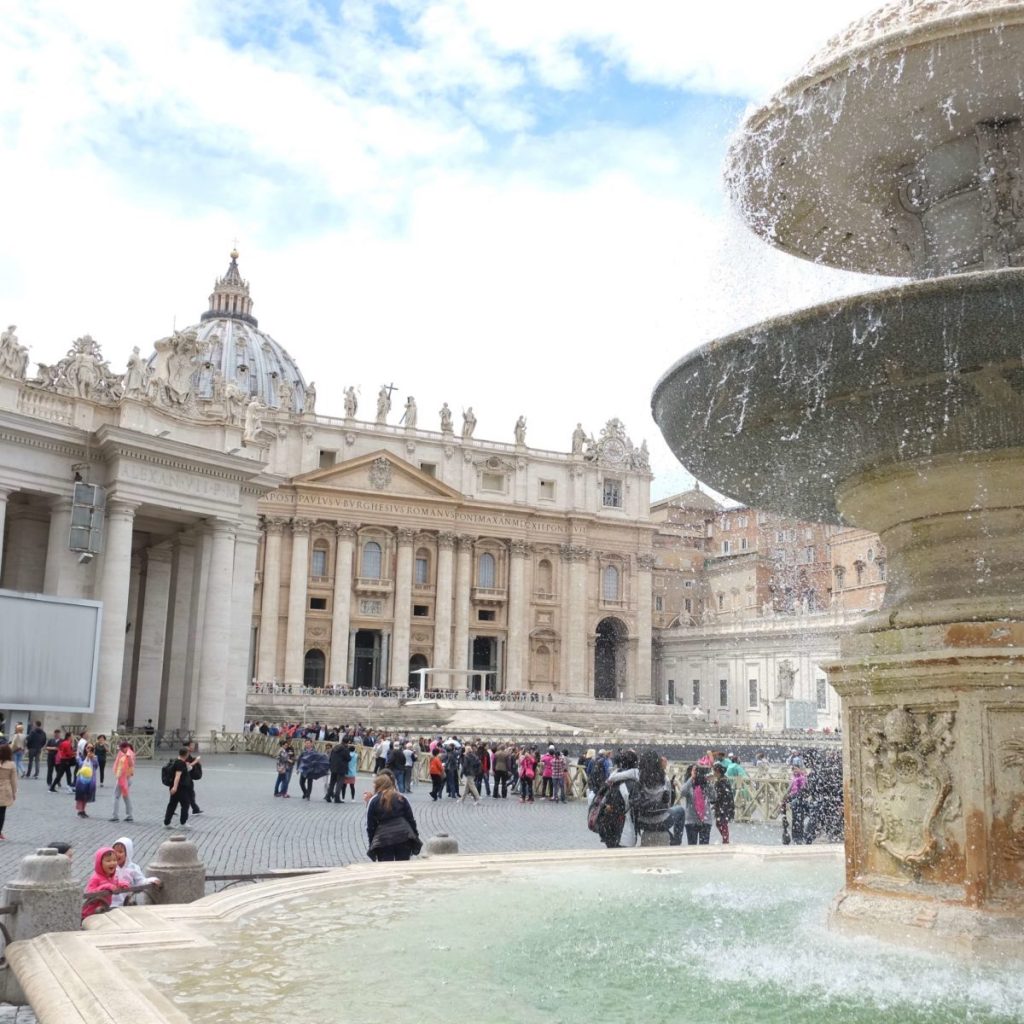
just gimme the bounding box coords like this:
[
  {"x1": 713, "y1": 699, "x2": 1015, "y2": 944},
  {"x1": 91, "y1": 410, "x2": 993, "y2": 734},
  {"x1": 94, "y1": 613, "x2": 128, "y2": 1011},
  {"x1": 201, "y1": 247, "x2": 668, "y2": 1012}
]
[
  {"x1": 437, "y1": 531, "x2": 458, "y2": 550},
  {"x1": 510, "y1": 539, "x2": 531, "y2": 558},
  {"x1": 146, "y1": 543, "x2": 174, "y2": 565},
  {"x1": 560, "y1": 543, "x2": 589, "y2": 563},
  {"x1": 291, "y1": 517, "x2": 313, "y2": 536},
  {"x1": 261, "y1": 516, "x2": 290, "y2": 536},
  {"x1": 206, "y1": 517, "x2": 238, "y2": 539},
  {"x1": 457, "y1": 534, "x2": 475, "y2": 552},
  {"x1": 335, "y1": 521, "x2": 358, "y2": 540},
  {"x1": 107, "y1": 498, "x2": 140, "y2": 520},
  {"x1": 48, "y1": 495, "x2": 74, "y2": 514},
  {"x1": 396, "y1": 527, "x2": 417, "y2": 544},
  {"x1": 636, "y1": 552, "x2": 656, "y2": 571}
]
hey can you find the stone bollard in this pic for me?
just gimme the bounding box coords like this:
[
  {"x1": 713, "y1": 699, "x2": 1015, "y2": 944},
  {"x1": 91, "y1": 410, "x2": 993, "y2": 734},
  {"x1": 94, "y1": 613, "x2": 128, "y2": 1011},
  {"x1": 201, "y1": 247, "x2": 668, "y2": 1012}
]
[
  {"x1": 1, "y1": 848, "x2": 82, "y2": 1004},
  {"x1": 423, "y1": 833, "x2": 459, "y2": 856},
  {"x1": 145, "y1": 836, "x2": 205, "y2": 904}
]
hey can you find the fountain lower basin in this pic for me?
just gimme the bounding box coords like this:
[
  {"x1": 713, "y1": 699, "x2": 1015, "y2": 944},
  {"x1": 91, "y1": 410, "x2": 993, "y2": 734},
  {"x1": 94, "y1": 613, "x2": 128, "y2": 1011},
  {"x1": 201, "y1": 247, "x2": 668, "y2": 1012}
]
[{"x1": 8, "y1": 847, "x2": 1023, "y2": 1024}]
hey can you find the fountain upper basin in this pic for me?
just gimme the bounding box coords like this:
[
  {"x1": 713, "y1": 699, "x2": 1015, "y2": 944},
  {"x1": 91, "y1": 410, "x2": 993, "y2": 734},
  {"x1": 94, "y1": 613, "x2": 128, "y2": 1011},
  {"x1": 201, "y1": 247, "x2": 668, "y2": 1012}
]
[{"x1": 652, "y1": 266, "x2": 1024, "y2": 526}]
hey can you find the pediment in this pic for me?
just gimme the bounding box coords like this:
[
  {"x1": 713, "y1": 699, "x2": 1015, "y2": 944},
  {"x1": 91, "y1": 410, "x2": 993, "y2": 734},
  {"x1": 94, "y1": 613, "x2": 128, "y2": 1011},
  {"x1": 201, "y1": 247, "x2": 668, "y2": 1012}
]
[{"x1": 291, "y1": 450, "x2": 463, "y2": 501}]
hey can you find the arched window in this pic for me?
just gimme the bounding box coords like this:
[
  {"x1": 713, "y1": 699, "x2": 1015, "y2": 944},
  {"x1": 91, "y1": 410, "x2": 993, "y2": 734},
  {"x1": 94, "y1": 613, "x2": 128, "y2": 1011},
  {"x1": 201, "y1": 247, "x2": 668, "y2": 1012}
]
[
  {"x1": 854, "y1": 560, "x2": 866, "y2": 585},
  {"x1": 602, "y1": 565, "x2": 620, "y2": 601},
  {"x1": 310, "y1": 541, "x2": 329, "y2": 578},
  {"x1": 478, "y1": 552, "x2": 496, "y2": 588},
  {"x1": 361, "y1": 541, "x2": 382, "y2": 579},
  {"x1": 414, "y1": 547, "x2": 430, "y2": 585},
  {"x1": 536, "y1": 558, "x2": 553, "y2": 595},
  {"x1": 303, "y1": 649, "x2": 326, "y2": 687},
  {"x1": 534, "y1": 644, "x2": 551, "y2": 683},
  {"x1": 834, "y1": 565, "x2": 846, "y2": 591}
]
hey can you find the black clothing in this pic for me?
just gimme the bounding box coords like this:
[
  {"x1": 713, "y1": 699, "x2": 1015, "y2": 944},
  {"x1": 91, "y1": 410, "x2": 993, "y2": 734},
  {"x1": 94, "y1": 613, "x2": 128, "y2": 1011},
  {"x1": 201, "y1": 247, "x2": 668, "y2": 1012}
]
[
  {"x1": 163, "y1": 759, "x2": 194, "y2": 826},
  {"x1": 366, "y1": 792, "x2": 420, "y2": 860}
]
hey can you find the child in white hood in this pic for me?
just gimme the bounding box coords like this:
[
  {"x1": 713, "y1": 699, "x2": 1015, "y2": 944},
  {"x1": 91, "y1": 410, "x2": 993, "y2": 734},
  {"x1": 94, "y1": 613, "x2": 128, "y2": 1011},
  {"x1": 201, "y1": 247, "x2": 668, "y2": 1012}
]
[{"x1": 111, "y1": 837, "x2": 162, "y2": 907}]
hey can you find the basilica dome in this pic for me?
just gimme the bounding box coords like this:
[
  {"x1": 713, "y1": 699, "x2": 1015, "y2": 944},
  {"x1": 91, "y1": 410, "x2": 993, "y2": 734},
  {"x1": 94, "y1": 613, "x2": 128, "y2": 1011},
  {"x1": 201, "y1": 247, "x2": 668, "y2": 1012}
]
[{"x1": 149, "y1": 250, "x2": 309, "y2": 413}]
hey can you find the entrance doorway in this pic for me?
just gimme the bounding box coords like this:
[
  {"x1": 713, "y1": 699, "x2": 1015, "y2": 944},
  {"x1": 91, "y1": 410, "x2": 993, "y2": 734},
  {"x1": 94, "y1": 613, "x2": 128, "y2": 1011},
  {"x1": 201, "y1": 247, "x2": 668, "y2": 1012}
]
[
  {"x1": 471, "y1": 637, "x2": 497, "y2": 693},
  {"x1": 409, "y1": 653, "x2": 428, "y2": 687},
  {"x1": 303, "y1": 649, "x2": 326, "y2": 688},
  {"x1": 594, "y1": 617, "x2": 628, "y2": 699},
  {"x1": 354, "y1": 629, "x2": 383, "y2": 689}
]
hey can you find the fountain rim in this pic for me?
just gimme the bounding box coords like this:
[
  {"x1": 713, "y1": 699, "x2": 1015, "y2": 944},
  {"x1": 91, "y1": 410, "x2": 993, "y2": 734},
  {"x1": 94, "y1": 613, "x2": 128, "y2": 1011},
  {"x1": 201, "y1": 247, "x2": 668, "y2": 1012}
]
[{"x1": 738, "y1": 2, "x2": 1024, "y2": 141}]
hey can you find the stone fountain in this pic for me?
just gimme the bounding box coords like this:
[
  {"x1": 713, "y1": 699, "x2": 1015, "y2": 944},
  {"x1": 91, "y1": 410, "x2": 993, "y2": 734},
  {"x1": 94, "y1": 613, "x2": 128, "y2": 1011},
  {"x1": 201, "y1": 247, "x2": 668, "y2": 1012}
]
[{"x1": 654, "y1": 0, "x2": 1024, "y2": 955}]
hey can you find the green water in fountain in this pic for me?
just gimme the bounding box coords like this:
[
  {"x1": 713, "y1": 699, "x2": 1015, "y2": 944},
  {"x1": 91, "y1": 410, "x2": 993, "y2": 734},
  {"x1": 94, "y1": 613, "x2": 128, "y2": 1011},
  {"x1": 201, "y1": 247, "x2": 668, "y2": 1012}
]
[{"x1": 135, "y1": 857, "x2": 1020, "y2": 1023}]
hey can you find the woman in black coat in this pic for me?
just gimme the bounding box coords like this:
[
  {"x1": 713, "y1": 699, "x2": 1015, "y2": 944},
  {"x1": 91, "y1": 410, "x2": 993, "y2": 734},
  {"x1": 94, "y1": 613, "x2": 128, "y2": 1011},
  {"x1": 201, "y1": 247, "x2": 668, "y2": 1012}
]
[{"x1": 366, "y1": 773, "x2": 420, "y2": 862}]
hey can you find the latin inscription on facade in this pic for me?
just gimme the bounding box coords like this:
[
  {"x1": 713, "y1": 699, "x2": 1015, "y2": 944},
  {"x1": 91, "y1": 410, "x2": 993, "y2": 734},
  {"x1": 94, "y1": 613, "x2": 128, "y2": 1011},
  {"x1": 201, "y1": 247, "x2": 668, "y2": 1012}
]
[{"x1": 122, "y1": 461, "x2": 240, "y2": 501}]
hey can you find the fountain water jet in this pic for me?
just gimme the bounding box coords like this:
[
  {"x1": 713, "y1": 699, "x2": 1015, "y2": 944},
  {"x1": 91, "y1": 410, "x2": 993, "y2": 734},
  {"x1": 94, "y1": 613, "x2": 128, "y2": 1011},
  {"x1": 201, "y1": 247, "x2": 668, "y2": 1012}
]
[{"x1": 654, "y1": 0, "x2": 1024, "y2": 956}]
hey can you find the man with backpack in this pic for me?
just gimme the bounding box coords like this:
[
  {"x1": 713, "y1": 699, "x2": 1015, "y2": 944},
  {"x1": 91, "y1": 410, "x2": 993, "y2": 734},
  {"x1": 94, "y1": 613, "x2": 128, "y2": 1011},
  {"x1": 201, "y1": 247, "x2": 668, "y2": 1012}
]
[
  {"x1": 163, "y1": 747, "x2": 194, "y2": 828},
  {"x1": 588, "y1": 750, "x2": 639, "y2": 848}
]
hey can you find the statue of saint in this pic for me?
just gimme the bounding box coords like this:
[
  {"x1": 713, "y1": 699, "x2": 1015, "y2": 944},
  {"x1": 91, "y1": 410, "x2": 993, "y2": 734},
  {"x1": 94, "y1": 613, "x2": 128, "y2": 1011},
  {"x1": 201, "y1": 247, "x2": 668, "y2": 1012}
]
[
  {"x1": 123, "y1": 346, "x2": 149, "y2": 398},
  {"x1": 402, "y1": 395, "x2": 417, "y2": 428},
  {"x1": 0, "y1": 325, "x2": 29, "y2": 380},
  {"x1": 276, "y1": 377, "x2": 294, "y2": 413},
  {"x1": 439, "y1": 402, "x2": 453, "y2": 433},
  {"x1": 514, "y1": 415, "x2": 527, "y2": 445},
  {"x1": 462, "y1": 406, "x2": 477, "y2": 439},
  {"x1": 244, "y1": 397, "x2": 265, "y2": 441},
  {"x1": 571, "y1": 422, "x2": 586, "y2": 454},
  {"x1": 303, "y1": 381, "x2": 317, "y2": 415},
  {"x1": 343, "y1": 386, "x2": 358, "y2": 419},
  {"x1": 224, "y1": 379, "x2": 244, "y2": 424},
  {"x1": 376, "y1": 386, "x2": 391, "y2": 424},
  {"x1": 777, "y1": 660, "x2": 797, "y2": 699}
]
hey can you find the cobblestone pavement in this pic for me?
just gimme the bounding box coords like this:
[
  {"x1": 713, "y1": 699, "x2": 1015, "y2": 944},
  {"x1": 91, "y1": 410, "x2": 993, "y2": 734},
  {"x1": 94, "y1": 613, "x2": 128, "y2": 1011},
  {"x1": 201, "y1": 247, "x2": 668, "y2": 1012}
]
[{"x1": 0, "y1": 754, "x2": 785, "y2": 890}]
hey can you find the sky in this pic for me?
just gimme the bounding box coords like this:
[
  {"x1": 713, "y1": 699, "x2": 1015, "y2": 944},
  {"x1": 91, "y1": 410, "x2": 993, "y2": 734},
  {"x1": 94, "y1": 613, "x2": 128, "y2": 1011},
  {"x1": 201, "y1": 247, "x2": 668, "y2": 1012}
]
[{"x1": 1, "y1": 0, "x2": 890, "y2": 500}]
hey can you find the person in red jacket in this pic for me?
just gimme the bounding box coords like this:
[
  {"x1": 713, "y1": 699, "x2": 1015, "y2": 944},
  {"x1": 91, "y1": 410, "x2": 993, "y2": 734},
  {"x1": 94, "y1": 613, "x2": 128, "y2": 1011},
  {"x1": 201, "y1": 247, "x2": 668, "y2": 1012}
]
[{"x1": 49, "y1": 733, "x2": 76, "y2": 793}]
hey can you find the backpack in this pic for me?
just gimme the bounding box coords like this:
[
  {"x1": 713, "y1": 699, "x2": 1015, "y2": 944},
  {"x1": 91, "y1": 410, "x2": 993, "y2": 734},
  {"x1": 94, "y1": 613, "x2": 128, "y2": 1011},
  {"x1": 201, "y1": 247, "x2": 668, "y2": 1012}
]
[
  {"x1": 587, "y1": 782, "x2": 626, "y2": 837},
  {"x1": 161, "y1": 760, "x2": 177, "y2": 787}
]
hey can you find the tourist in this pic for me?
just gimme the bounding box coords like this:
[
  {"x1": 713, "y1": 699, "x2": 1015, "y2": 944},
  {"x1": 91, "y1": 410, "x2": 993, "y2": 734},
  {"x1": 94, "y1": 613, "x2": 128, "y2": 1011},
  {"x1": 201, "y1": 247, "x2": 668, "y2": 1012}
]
[
  {"x1": 163, "y1": 747, "x2": 194, "y2": 828},
  {"x1": 366, "y1": 773, "x2": 421, "y2": 862},
  {"x1": 109, "y1": 741, "x2": 135, "y2": 822},
  {"x1": 428, "y1": 747, "x2": 445, "y2": 801},
  {"x1": 518, "y1": 747, "x2": 537, "y2": 804},
  {"x1": 387, "y1": 742, "x2": 407, "y2": 792},
  {"x1": 25, "y1": 721, "x2": 47, "y2": 779},
  {"x1": 508, "y1": 746, "x2": 520, "y2": 795},
  {"x1": 82, "y1": 847, "x2": 126, "y2": 920},
  {"x1": 10, "y1": 724, "x2": 25, "y2": 779},
  {"x1": 45, "y1": 728, "x2": 61, "y2": 788},
  {"x1": 326, "y1": 742, "x2": 347, "y2": 803},
  {"x1": 632, "y1": 750, "x2": 673, "y2": 843},
  {"x1": 778, "y1": 765, "x2": 809, "y2": 843},
  {"x1": 296, "y1": 738, "x2": 320, "y2": 799},
  {"x1": 540, "y1": 745, "x2": 555, "y2": 799},
  {"x1": 94, "y1": 734, "x2": 109, "y2": 787},
  {"x1": 273, "y1": 739, "x2": 295, "y2": 798},
  {"x1": 460, "y1": 745, "x2": 482, "y2": 804},
  {"x1": 0, "y1": 744, "x2": 16, "y2": 840},
  {"x1": 475, "y1": 743, "x2": 490, "y2": 796},
  {"x1": 492, "y1": 744, "x2": 510, "y2": 798},
  {"x1": 725, "y1": 753, "x2": 748, "y2": 779},
  {"x1": 343, "y1": 743, "x2": 359, "y2": 800},
  {"x1": 597, "y1": 750, "x2": 640, "y2": 847},
  {"x1": 550, "y1": 748, "x2": 567, "y2": 803},
  {"x1": 186, "y1": 741, "x2": 203, "y2": 814},
  {"x1": 401, "y1": 742, "x2": 416, "y2": 793},
  {"x1": 74, "y1": 744, "x2": 99, "y2": 818},
  {"x1": 111, "y1": 837, "x2": 162, "y2": 907},
  {"x1": 711, "y1": 764, "x2": 735, "y2": 844},
  {"x1": 444, "y1": 743, "x2": 461, "y2": 798},
  {"x1": 679, "y1": 764, "x2": 713, "y2": 845}
]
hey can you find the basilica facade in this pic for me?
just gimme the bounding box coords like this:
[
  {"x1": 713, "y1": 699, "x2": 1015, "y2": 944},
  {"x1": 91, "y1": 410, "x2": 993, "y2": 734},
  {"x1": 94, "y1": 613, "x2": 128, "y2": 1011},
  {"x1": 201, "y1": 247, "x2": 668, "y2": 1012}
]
[{"x1": 0, "y1": 253, "x2": 655, "y2": 735}]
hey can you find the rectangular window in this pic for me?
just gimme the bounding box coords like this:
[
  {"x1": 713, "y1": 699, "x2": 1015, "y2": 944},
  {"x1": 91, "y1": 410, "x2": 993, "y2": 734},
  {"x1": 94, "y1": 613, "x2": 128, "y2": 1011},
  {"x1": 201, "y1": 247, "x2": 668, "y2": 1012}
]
[
  {"x1": 477, "y1": 609, "x2": 496, "y2": 622},
  {"x1": 602, "y1": 478, "x2": 623, "y2": 508},
  {"x1": 654, "y1": 595, "x2": 664, "y2": 612},
  {"x1": 805, "y1": 528, "x2": 814, "y2": 541},
  {"x1": 318, "y1": 450, "x2": 336, "y2": 469},
  {"x1": 481, "y1": 472, "x2": 505, "y2": 492},
  {"x1": 719, "y1": 678, "x2": 729, "y2": 707},
  {"x1": 309, "y1": 597, "x2": 327, "y2": 611},
  {"x1": 692, "y1": 679, "x2": 701, "y2": 705},
  {"x1": 722, "y1": 540, "x2": 731, "y2": 554},
  {"x1": 738, "y1": 516, "x2": 748, "y2": 528},
  {"x1": 816, "y1": 678, "x2": 829, "y2": 710},
  {"x1": 776, "y1": 531, "x2": 785, "y2": 543},
  {"x1": 311, "y1": 549, "x2": 328, "y2": 577},
  {"x1": 684, "y1": 579, "x2": 694, "y2": 588},
  {"x1": 684, "y1": 598, "x2": 692, "y2": 613},
  {"x1": 538, "y1": 479, "x2": 556, "y2": 501},
  {"x1": 415, "y1": 557, "x2": 429, "y2": 585},
  {"x1": 804, "y1": 546, "x2": 815, "y2": 563},
  {"x1": 740, "y1": 537, "x2": 748, "y2": 551},
  {"x1": 413, "y1": 604, "x2": 429, "y2": 617},
  {"x1": 748, "y1": 678, "x2": 759, "y2": 708},
  {"x1": 419, "y1": 462, "x2": 437, "y2": 478},
  {"x1": 722, "y1": 518, "x2": 731, "y2": 531}
]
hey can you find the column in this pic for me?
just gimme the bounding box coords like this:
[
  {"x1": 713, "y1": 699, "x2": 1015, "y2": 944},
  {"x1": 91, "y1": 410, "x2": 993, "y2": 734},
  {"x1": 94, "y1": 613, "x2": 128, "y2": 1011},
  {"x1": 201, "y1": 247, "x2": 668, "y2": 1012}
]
[
  {"x1": 347, "y1": 628, "x2": 356, "y2": 686},
  {"x1": 43, "y1": 497, "x2": 77, "y2": 596},
  {"x1": 91, "y1": 499, "x2": 137, "y2": 732},
  {"x1": 225, "y1": 524, "x2": 260, "y2": 730},
  {"x1": 195, "y1": 518, "x2": 237, "y2": 735},
  {"x1": 329, "y1": 522, "x2": 357, "y2": 684},
  {"x1": 380, "y1": 630, "x2": 391, "y2": 688},
  {"x1": 133, "y1": 545, "x2": 173, "y2": 729},
  {"x1": 562, "y1": 543, "x2": 590, "y2": 696},
  {"x1": 0, "y1": 488, "x2": 8, "y2": 580},
  {"x1": 453, "y1": 535, "x2": 473, "y2": 675},
  {"x1": 635, "y1": 553, "x2": 655, "y2": 701},
  {"x1": 505, "y1": 540, "x2": 529, "y2": 690},
  {"x1": 433, "y1": 532, "x2": 456, "y2": 672},
  {"x1": 283, "y1": 518, "x2": 312, "y2": 685},
  {"x1": 256, "y1": 518, "x2": 286, "y2": 682},
  {"x1": 160, "y1": 532, "x2": 195, "y2": 731},
  {"x1": 389, "y1": 527, "x2": 415, "y2": 689},
  {"x1": 120, "y1": 556, "x2": 144, "y2": 725},
  {"x1": 3, "y1": 505, "x2": 47, "y2": 592}
]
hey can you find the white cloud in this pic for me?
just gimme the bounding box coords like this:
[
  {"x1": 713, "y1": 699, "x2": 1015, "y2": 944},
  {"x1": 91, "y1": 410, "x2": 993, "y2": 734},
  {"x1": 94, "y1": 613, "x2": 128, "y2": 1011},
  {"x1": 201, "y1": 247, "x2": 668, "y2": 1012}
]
[{"x1": 1, "y1": 0, "x2": 888, "y2": 502}]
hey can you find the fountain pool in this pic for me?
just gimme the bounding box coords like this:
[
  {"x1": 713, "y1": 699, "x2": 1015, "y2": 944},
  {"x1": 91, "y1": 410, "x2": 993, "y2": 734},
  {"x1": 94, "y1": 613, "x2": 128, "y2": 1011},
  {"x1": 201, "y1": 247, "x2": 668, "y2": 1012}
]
[{"x1": 9, "y1": 847, "x2": 1023, "y2": 1024}]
